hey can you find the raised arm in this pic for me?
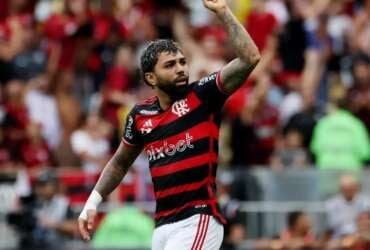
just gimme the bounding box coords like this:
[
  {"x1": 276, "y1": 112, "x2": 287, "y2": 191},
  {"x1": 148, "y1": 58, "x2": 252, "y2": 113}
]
[
  {"x1": 78, "y1": 141, "x2": 142, "y2": 240},
  {"x1": 203, "y1": 0, "x2": 260, "y2": 94}
]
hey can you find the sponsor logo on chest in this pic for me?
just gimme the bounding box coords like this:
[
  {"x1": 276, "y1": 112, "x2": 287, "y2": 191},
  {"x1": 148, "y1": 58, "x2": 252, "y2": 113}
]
[{"x1": 146, "y1": 133, "x2": 194, "y2": 162}]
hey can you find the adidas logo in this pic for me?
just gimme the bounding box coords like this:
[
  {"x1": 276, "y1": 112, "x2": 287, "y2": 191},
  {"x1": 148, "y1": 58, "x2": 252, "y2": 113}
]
[{"x1": 141, "y1": 119, "x2": 153, "y2": 134}]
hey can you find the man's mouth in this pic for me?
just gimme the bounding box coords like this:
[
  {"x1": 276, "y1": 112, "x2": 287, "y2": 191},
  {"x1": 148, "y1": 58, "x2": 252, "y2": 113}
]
[{"x1": 175, "y1": 77, "x2": 188, "y2": 86}]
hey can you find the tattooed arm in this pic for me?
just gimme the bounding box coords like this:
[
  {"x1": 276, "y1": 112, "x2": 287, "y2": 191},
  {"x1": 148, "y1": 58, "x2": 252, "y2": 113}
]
[
  {"x1": 94, "y1": 142, "x2": 142, "y2": 196},
  {"x1": 203, "y1": 0, "x2": 260, "y2": 94},
  {"x1": 78, "y1": 142, "x2": 142, "y2": 240}
]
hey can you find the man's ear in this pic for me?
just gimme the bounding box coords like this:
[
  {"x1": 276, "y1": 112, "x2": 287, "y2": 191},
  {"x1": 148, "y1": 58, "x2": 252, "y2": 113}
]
[{"x1": 145, "y1": 72, "x2": 156, "y2": 87}]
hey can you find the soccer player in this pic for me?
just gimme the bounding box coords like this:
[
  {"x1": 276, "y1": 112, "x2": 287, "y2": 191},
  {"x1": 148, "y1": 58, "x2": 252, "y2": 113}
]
[{"x1": 78, "y1": 0, "x2": 260, "y2": 249}]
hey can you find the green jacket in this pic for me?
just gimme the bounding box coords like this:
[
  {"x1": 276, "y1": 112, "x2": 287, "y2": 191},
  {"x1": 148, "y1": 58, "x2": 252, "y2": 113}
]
[
  {"x1": 310, "y1": 110, "x2": 370, "y2": 170},
  {"x1": 92, "y1": 205, "x2": 154, "y2": 249}
]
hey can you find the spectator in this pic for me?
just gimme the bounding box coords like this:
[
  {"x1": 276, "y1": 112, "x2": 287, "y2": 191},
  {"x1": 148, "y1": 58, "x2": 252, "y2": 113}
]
[
  {"x1": 0, "y1": 85, "x2": 13, "y2": 170},
  {"x1": 101, "y1": 44, "x2": 136, "y2": 128},
  {"x1": 270, "y1": 128, "x2": 310, "y2": 169},
  {"x1": 352, "y1": 210, "x2": 370, "y2": 250},
  {"x1": 346, "y1": 52, "x2": 370, "y2": 133},
  {"x1": 230, "y1": 73, "x2": 279, "y2": 166},
  {"x1": 53, "y1": 70, "x2": 81, "y2": 143},
  {"x1": 246, "y1": 0, "x2": 278, "y2": 52},
  {"x1": 217, "y1": 171, "x2": 247, "y2": 250},
  {"x1": 326, "y1": 174, "x2": 370, "y2": 239},
  {"x1": 7, "y1": 170, "x2": 77, "y2": 250},
  {"x1": 20, "y1": 123, "x2": 51, "y2": 173},
  {"x1": 24, "y1": 74, "x2": 61, "y2": 149},
  {"x1": 349, "y1": 0, "x2": 370, "y2": 55},
  {"x1": 92, "y1": 201, "x2": 154, "y2": 249},
  {"x1": 280, "y1": 211, "x2": 317, "y2": 249},
  {"x1": 43, "y1": 0, "x2": 93, "y2": 72},
  {"x1": 276, "y1": 0, "x2": 307, "y2": 82},
  {"x1": 70, "y1": 112, "x2": 110, "y2": 173},
  {"x1": 310, "y1": 98, "x2": 370, "y2": 170},
  {"x1": 278, "y1": 84, "x2": 304, "y2": 126},
  {"x1": 113, "y1": 0, "x2": 153, "y2": 43},
  {"x1": 2, "y1": 80, "x2": 29, "y2": 161},
  {"x1": 173, "y1": 12, "x2": 226, "y2": 82},
  {"x1": 0, "y1": 124, "x2": 12, "y2": 170},
  {"x1": 33, "y1": 171, "x2": 77, "y2": 242},
  {"x1": 284, "y1": 84, "x2": 321, "y2": 148},
  {"x1": 11, "y1": 26, "x2": 47, "y2": 81},
  {"x1": 0, "y1": 0, "x2": 35, "y2": 83},
  {"x1": 184, "y1": 0, "x2": 214, "y2": 27},
  {"x1": 327, "y1": 210, "x2": 370, "y2": 250}
]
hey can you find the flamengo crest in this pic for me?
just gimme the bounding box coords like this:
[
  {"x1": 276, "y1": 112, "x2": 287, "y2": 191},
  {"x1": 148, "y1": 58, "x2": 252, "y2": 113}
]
[{"x1": 172, "y1": 99, "x2": 190, "y2": 117}]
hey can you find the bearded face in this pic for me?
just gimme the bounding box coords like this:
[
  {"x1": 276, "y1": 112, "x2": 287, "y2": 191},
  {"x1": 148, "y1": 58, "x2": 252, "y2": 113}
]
[{"x1": 145, "y1": 51, "x2": 190, "y2": 99}]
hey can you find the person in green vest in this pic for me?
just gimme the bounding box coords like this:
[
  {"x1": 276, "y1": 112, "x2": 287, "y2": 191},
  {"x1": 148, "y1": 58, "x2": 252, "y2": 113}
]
[
  {"x1": 92, "y1": 204, "x2": 154, "y2": 249},
  {"x1": 310, "y1": 99, "x2": 370, "y2": 171}
]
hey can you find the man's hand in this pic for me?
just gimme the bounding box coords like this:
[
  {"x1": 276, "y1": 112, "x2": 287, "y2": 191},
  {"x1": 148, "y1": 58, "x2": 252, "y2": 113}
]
[
  {"x1": 78, "y1": 209, "x2": 97, "y2": 241},
  {"x1": 76, "y1": 142, "x2": 142, "y2": 241},
  {"x1": 202, "y1": 0, "x2": 228, "y2": 14}
]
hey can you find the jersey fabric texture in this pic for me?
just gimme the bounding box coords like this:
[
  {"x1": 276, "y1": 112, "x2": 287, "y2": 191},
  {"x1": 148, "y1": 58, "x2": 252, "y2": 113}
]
[{"x1": 122, "y1": 72, "x2": 229, "y2": 227}]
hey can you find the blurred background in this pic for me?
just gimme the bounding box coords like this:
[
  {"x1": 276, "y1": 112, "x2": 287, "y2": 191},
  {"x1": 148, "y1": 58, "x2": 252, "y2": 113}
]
[{"x1": 0, "y1": 0, "x2": 370, "y2": 249}]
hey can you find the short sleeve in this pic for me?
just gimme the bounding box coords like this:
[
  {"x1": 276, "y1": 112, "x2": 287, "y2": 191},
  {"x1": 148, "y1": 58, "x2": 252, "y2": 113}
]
[
  {"x1": 193, "y1": 71, "x2": 229, "y2": 110},
  {"x1": 122, "y1": 107, "x2": 142, "y2": 146}
]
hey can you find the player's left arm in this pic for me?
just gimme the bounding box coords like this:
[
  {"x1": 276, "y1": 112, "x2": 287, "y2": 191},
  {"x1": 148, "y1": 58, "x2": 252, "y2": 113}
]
[{"x1": 203, "y1": 0, "x2": 261, "y2": 94}]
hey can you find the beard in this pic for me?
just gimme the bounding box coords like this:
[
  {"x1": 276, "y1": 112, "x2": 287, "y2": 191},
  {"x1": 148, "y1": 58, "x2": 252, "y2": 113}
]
[{"x1": 157, "y1": 77, "x2": 189, "y2": 100}]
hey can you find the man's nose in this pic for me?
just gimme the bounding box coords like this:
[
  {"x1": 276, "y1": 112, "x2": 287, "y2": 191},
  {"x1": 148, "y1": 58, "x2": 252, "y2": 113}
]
[{"x1": 175, "y1": 62, "x2": 185, "y2": 74}]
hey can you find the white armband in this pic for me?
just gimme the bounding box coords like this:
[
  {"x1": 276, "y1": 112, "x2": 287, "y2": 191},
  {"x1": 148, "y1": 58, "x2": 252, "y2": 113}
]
[{"x1": 78, "y1": 190, "x2": 103, "y2": 220}]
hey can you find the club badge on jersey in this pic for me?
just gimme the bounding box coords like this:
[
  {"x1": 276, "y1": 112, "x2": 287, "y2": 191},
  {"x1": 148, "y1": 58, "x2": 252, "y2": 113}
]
[{"x1": 172, "y1": 99, "x2": 190, "y2": 117}]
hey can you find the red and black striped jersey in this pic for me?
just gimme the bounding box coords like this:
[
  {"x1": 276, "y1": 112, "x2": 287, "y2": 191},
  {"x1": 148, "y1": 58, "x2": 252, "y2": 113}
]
[{"x1": 123, "y1": 72, "x2": 229, "y2": 227}]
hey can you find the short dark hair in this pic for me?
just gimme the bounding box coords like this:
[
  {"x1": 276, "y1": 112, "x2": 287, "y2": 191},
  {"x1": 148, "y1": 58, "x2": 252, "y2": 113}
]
[
  {"x1": 351, "y1": 52, "x2": 370, "y2": 73},
  {"x1": 287, "y1": 211, "x2": 304, "y2": 228},
  {"x1": 140, "y1": 39, "x2": 182, "y2": 85}
]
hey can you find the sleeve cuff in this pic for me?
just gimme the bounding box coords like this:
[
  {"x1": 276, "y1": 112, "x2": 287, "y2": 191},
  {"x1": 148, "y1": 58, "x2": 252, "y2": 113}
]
[
  {"x1": 122, "y1": 137, "x2": 136, "y2": 147},
  {"x1": 216, "y1": 71, "x2": 230, "y2": 95}
]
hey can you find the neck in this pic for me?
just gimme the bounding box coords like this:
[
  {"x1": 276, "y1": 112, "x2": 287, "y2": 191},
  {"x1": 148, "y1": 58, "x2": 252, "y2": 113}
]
[
  {"x1": 156, "y1": 88, "x2": 173, "y2": 110},
  {"x1": 345, "y1": 196, "x2": 355, "y2": 202}
]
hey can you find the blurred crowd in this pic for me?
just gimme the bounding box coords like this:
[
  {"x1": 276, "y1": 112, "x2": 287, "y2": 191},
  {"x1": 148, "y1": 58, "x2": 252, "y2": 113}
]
[
  {"x1": 0, "y1": 0, "x2": 370, "y2": 249},
  {"x1": 1, "y1": 0, "x2": 370, "y2": 173},
  {"x1": 240, "y1": 173, "x2": 370, "y2": 250}
]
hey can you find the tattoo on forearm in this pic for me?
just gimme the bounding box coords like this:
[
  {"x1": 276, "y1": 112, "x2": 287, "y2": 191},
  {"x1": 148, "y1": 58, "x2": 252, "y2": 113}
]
[
  {"x1": 217, "y1": 8, "x2": 260, "y2": 93},
  {"x1": 219, "y1": 9, "x2": 258, "y2": 64},
  {"x1": 94, "y1": 144, "x2": 141, "y2": 197},
  {"x1": 95, "y1": 154, "x2": 129, "y2": 197}
]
